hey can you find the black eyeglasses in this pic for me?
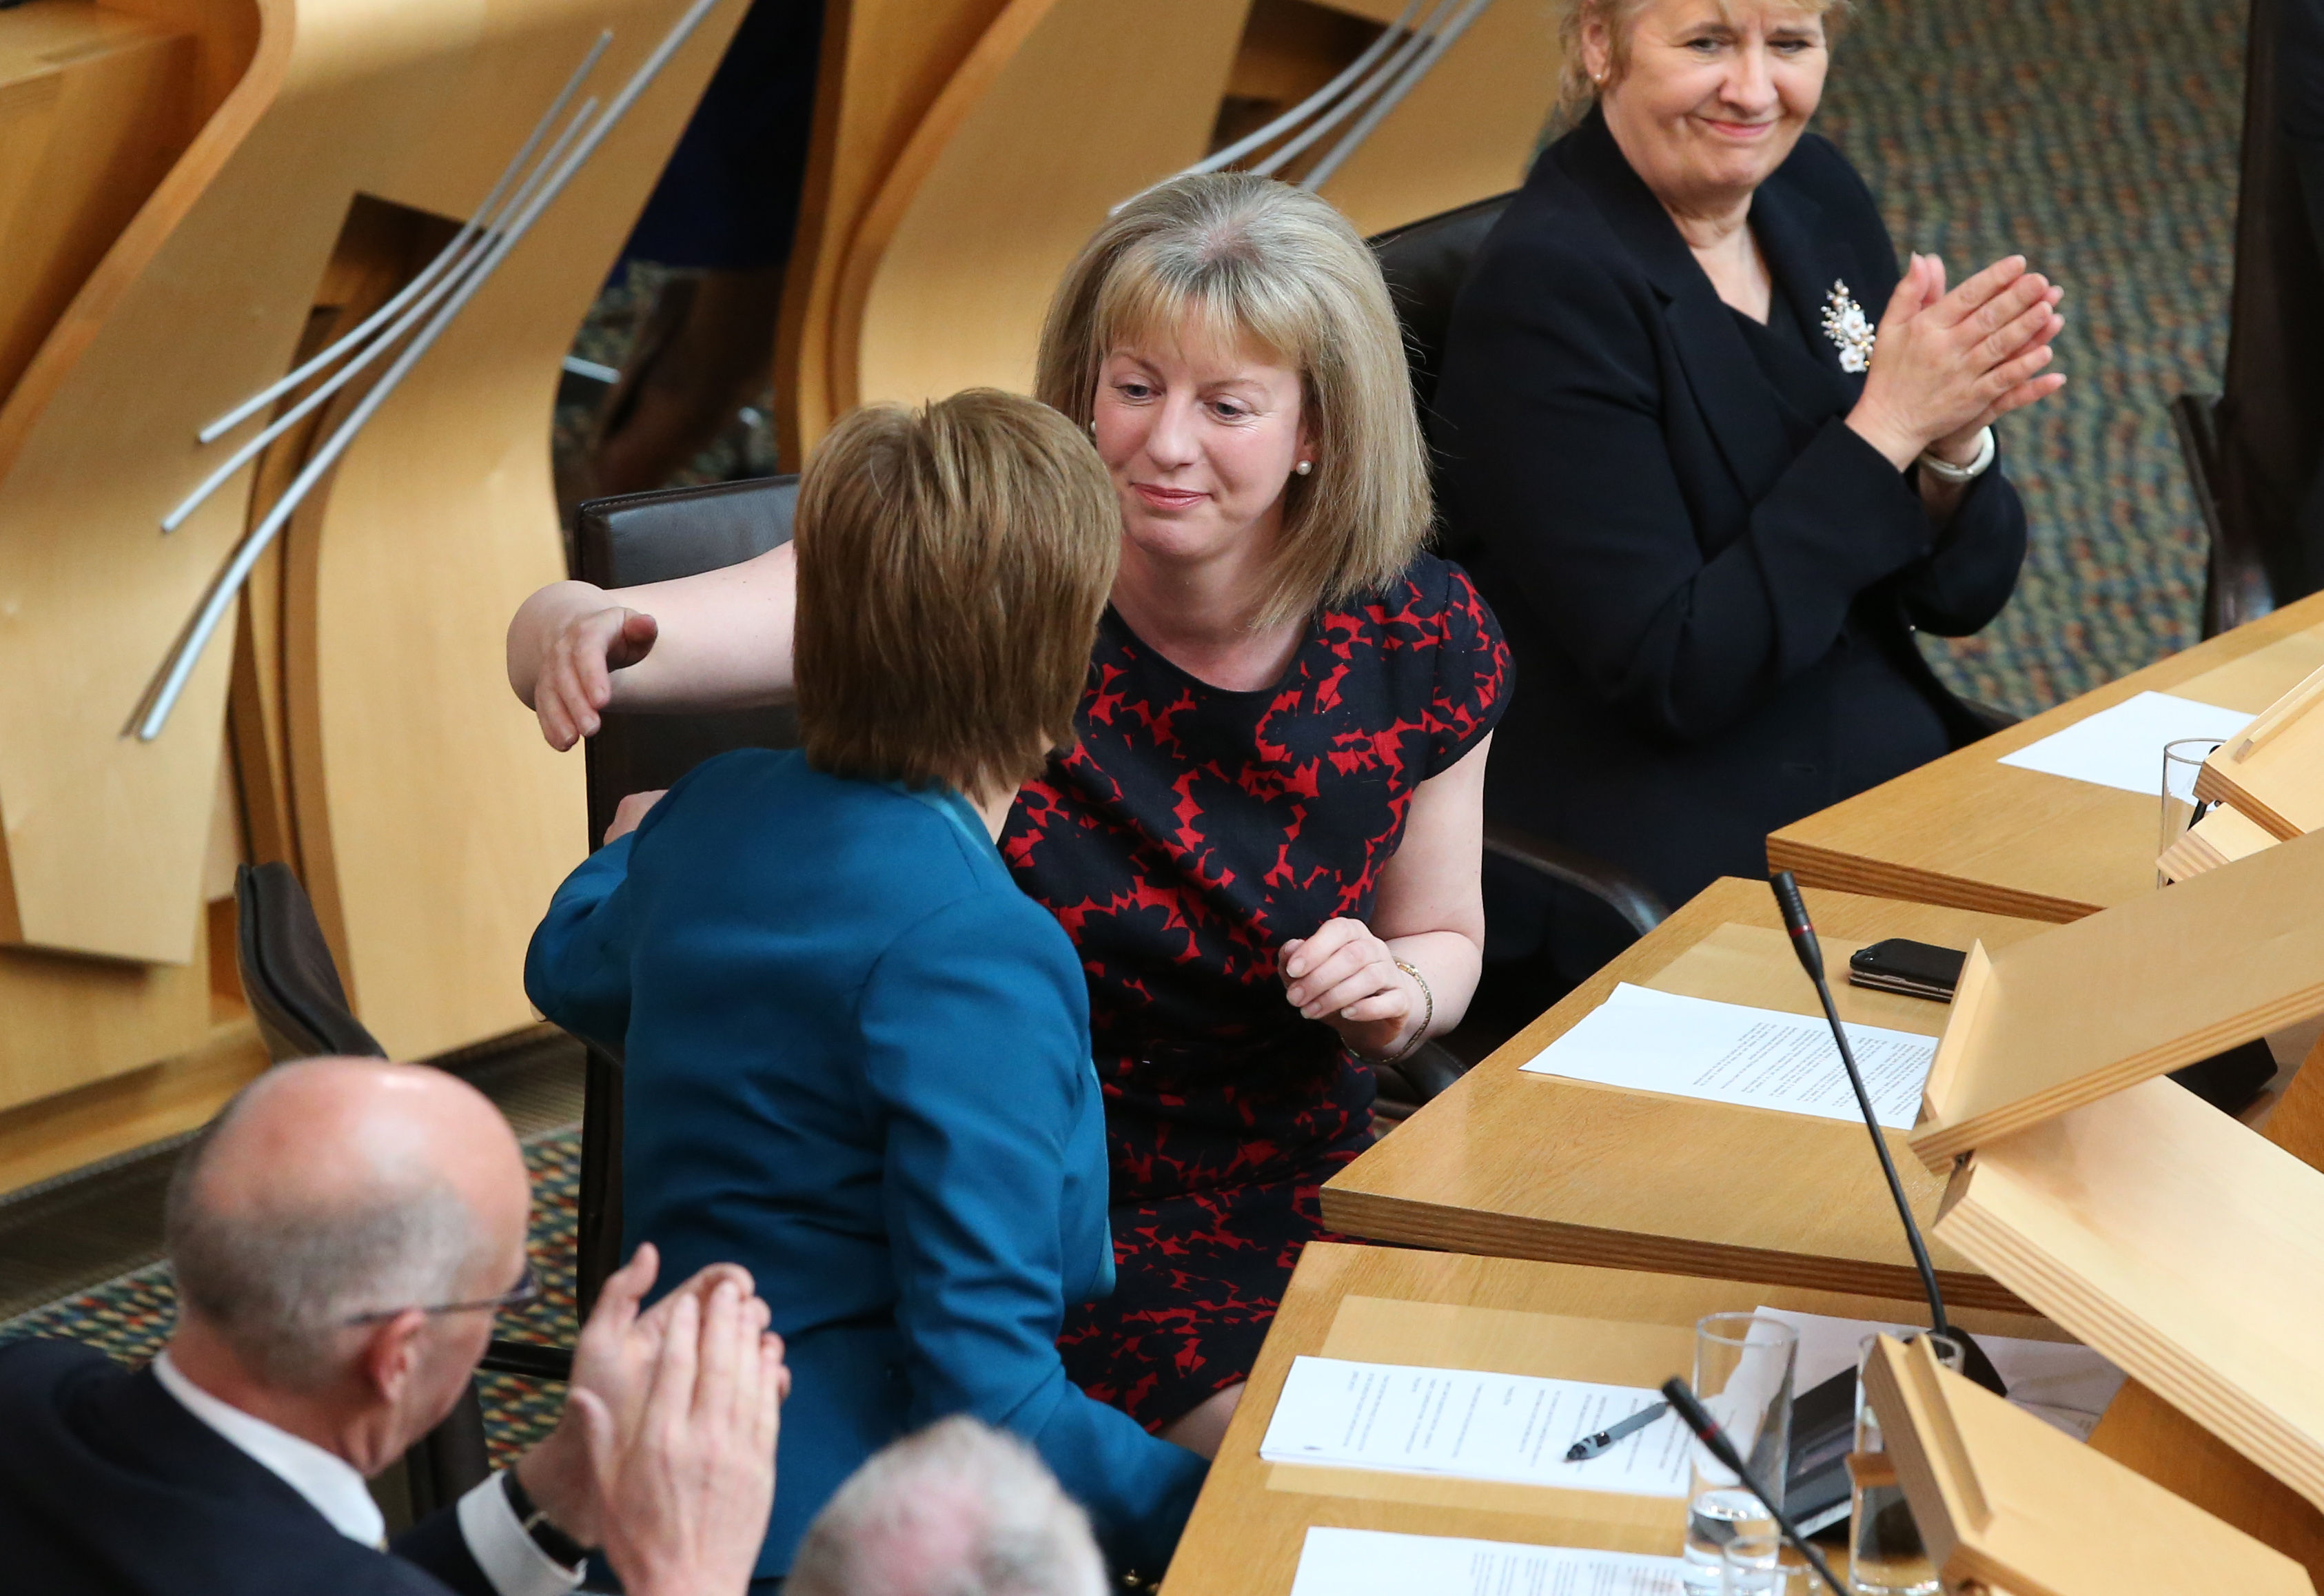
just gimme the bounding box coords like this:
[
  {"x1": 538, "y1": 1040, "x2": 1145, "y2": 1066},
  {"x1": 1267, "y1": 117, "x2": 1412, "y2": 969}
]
[{"x1": 343, "y1": 1262, "x2": 539, "y2": 1326}]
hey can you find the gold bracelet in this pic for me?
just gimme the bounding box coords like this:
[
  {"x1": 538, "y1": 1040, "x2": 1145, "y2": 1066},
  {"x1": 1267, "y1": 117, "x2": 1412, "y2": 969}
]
[{"x1": 1375, "y1": 959, "x2": 1434, "y2": 1066}]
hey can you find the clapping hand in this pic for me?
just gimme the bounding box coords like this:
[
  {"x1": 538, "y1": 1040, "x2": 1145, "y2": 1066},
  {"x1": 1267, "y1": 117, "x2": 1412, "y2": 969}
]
[
  {"x1": 591, "y1": 1279, "x2": 788, "y2": 1596},
  {"x1": 1281, "y1": 918, "x2": 1423, "y2": 1061},
  {"x1": 1848, "y1": 253, "x2": 2066, "y2": 472},
  {"x1": 513, "y1": 1243, "x2": 764, "y2": 1548}
]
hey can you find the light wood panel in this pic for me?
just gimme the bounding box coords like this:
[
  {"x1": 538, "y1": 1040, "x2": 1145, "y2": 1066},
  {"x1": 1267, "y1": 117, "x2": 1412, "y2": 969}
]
[
  {"x1": 1321, "y1": 877, "x2": 2052, "y2": 1311},
  {"x1": 841, "y1": 0, "x2": 1252, "y2": 413},
  {"x1": 0, "y1": 1, "x2": 198, "y2": 406},
  {"x1": 1864, "y1": 1334, "x2": 2314, "y2": 1596},
  {"x1": 2199, "y1": 662, "x2": 2324, "y2": 841},
  {"x1": 1159, "y1": 1242, "x2": 2070, "y2": 1596},
  {"x1": 1768, "y1": 590, "x2": 2324, "y2": 923},
  {"x1": 1934, "y1": 1077, "x2": 2324, "y2": 1513},
  {"x1": 0, "y1": 1019, "x2": 265, "y2": 1198},
  {"x1": 2084, "y1": 1039, "x2": 2324, "y2": 1589},
  {"x1": 1911, "y1": 827, "x2": 2324, "y2": 1167},
  {"x1": 0, "y1": 0, "x2": 742, "y2": 1108},
  {"x1": 775, "y1": 0, "x2": 1014, "y2": 459},
  {"x1": 1312, "y1": 0, "x2": 1558, "y2": 236}
]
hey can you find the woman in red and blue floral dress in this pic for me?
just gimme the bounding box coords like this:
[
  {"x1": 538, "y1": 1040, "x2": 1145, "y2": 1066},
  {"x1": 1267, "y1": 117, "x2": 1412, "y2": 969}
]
[{"x1": 509, "y1": 172, "x2": 1507, "y2": 1457}]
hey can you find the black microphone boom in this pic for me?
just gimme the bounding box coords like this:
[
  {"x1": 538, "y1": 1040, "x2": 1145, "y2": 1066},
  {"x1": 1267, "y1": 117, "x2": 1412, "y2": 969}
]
[
  {"x1": 1662, "y1": 1376, "x2": 1847, "y2": 1596},
  {"x1": 1768, "y1": 871, "x2": 1951, "y2": 1342}
]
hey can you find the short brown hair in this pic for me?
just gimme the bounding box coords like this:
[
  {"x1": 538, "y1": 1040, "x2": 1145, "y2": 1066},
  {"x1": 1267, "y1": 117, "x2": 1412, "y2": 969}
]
[
  {"x1": 1556, "y1": 0, "x2": 1850, "y2": 123},
  {"x1": 793, "y1": 391, "x2": 1120, "y2": 798},
  {"x1": 1035, "y1": 172, "x2": 1430, "y2": 630}
]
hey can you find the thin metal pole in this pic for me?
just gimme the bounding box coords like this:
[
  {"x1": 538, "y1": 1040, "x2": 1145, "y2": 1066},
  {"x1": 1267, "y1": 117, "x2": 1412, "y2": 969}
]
[
  {"x1": 1185, "y1": 0, "x2": 1422, "y2": 176},
  {"x1": 1301, "y1": 0, "x2": 1497, "y2": 192},
  {"x1": 161, "y1": 96, "x2": 600, "y2": 533},
  {"x1": 137, "y1": 0, "x2": 733, "y2": 741},
  {"x1": 196, "y1": 31, "x2": 613, "y2": 444},
  {"x1": 1252, "y1": 0, "x2": 1462, "y2": 178}
]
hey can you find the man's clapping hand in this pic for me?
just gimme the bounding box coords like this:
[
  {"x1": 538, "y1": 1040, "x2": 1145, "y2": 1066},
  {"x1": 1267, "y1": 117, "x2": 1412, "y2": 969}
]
[{"x1": 591, "y1": 1278, "x2": 788, "y2": 1596}]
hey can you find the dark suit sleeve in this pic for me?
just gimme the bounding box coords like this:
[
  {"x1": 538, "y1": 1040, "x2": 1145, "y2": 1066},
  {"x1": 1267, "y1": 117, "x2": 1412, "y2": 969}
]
[
  {"x1": 390, "y1": 1509, "x2": 493, "y2": 1596},
  {"x1": 859, "y1": 892, "x2": 1208, "y2": 1577},
  {"x1": 1888, "y1": 457, "x2": 2028, "y2": 638},
  {"x1": 1443, "y1": 237, "x2": 1942, "y2": 743},
  {"x1": 522, "y1": 832, "x2": 638, "y2": 1051}
]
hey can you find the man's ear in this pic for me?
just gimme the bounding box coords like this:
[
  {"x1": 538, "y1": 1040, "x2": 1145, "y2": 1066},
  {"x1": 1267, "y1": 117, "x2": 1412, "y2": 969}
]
[{"x1": 356, "y1": 1310, "x2": 429, "y2": 1406}]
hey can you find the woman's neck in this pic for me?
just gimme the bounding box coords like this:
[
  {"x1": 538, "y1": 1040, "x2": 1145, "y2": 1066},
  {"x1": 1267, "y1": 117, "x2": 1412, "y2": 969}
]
[{"x1": 1110, "y1": 535, "x2": 1307, "y2": 693}]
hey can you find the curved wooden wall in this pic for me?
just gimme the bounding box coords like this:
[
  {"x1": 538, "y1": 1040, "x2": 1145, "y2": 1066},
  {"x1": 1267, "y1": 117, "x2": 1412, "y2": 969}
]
[{"x1": 0, "y1": 0, "x2": 744, "y2": 1109}]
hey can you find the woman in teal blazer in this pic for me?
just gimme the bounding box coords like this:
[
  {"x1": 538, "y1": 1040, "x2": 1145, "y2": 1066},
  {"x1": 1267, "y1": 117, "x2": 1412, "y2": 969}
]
[{"x1": 524, "y1": 393, "x2": 1205, "y2": 1585}]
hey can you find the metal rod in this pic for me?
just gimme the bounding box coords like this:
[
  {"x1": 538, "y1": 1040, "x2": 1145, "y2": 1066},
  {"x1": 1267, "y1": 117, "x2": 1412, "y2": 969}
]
[
  {"x1": 1252, "y1": 0, "x2": 1462, "y2": 178},
  {"x1": 161, "y1": 95, "x2": 600, "y2": 533},
  {"x1": 1184, "y1": 0, "x2": 1423, "y2": 176},
  {"x1": 137, "y1": 0, "x2": 731, "y2": 741},
  {"x1": 196, "y1": 30, "x2": 612, "y2": 444},
  {"x1": 1301, "y1": 0, "x2": 1496, "y2": 191}
]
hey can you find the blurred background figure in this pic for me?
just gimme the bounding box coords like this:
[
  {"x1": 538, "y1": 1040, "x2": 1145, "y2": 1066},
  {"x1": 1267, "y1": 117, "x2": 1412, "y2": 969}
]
[
  {"x1": 785, "y1": 1418, "x2": 1109, "y2": 1596},
  {"x1": 573, "y1": 0, "x2": 823, "y2": 504}
]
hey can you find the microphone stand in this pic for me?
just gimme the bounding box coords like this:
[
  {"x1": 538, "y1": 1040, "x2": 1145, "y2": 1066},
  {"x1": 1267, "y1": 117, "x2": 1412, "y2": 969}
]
[
  {"x1": 1769, "y1": 872, "x2": 2006, "y2": 1395},
  {"x1": 1663, "y1": 1377, "x2": 1848, "y2": 1596}
]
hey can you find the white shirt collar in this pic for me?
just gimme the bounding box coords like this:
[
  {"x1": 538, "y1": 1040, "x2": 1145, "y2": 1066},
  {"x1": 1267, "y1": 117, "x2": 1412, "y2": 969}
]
[{"x1": 152, "y1": 1349, "x2": 386, "y2": 1548}]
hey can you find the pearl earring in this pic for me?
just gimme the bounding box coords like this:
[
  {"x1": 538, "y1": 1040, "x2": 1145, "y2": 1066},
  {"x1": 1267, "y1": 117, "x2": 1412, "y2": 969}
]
[{"x1": 1295, "y1": 460, "x2": 1312, "y2": 476}]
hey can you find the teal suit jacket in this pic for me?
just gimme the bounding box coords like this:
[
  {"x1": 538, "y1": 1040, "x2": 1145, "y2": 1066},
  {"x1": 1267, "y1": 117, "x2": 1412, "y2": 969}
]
[{"x1": 524, "y1": 750, "x2": 1206, "y2": 1578}]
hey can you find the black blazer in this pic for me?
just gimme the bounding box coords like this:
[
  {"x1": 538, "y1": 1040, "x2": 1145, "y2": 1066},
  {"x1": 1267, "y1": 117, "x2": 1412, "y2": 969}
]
[
  {"x1": 0, "y1": 1339, "x2": 491, "y2": 1596},
  {"x1": 1433, "y1": 110, "x2": 2026, "y2": 969}
]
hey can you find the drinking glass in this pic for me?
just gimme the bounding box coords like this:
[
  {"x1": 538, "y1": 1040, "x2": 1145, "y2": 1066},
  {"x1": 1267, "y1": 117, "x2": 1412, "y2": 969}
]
[
  {"x1": 1682, "y1": 1313, "x2": 1797, "y2": 1593},
  {"x1": 2159, "y1": 738, "x2": 2223, "y2": 886},
  {"x1": 1848, "y1": 1333, "x2": 1961, "y2": 1595},
  {"x1": 1722, "y1": 1532, "x2": 1793, "y2": 1596}
]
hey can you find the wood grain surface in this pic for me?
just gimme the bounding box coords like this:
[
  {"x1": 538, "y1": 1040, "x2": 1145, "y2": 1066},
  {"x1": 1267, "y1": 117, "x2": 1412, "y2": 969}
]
[
  {"x1": 1321, "y1": 877, "x2": 2052, "y2": 1310},
  {"x1": 1768, "y1": 591, "x2": 2324, "y2": 922},
  {"x1": 1159, "y1": 1242, "x2": 2070, "y2": 1596}
]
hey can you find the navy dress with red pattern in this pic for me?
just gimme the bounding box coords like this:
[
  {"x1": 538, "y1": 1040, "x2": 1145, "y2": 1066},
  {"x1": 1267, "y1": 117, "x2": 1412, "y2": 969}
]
[{"x1": 1003, "y1": 552, "x2": 1509, "y2": 1430}]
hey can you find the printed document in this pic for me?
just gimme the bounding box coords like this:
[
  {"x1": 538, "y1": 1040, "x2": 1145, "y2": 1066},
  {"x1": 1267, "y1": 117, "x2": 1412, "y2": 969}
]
[
  {"x1": 1288, "y1": 1527, "x2": 1689, "y2": 1596},
  {"x1": 1995, "y1": 690, "x2": 2252, "y2": 795},
  {"x1": 1518, "y1": 983, "x2": 1935, "y2": 1130},
  {"x1": 1257, "y1": 1355, "x2": 1691, "y2": 1497}
]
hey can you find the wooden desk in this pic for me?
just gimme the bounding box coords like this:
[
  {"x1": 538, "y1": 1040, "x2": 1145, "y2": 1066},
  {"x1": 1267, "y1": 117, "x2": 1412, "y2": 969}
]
[
  {"x1": 1161, "y1": 1243, "x2": 2070, "y2": 1596},
  {"x1": 1321, "y1": 879, "x2": 2053, "y2": 1311},
  {"x1": 1767, "y1": 591, "x2": 2324, "y2": 921}
]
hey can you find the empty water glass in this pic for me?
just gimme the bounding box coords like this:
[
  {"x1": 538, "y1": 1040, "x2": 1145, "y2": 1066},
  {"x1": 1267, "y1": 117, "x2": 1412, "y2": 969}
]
[
  {"x1": 1722, "y1": 1531, "x2": 1793, "y2": 1596},
  {"x1": 1682, "y1": 1313, "x2": 1797, "y2": 1593}
]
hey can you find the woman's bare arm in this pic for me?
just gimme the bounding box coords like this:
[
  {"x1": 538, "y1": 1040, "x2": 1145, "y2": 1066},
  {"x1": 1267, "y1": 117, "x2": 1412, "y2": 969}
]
[
  {"x1": 1278, "y1": 733, "x2": 1490, "y2": 1058},
  {"x1": 507, "y1": 543, "x2": 799, "y2": 750}
]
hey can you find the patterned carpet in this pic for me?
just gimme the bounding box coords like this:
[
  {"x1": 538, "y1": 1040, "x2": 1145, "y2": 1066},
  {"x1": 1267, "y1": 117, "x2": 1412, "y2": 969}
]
[
  {"x1": 0, "y1": 1129, "x2": 582, "y2": 1469},
  {"x1": 1817, "y1": 0, "x2": 2247, "y2": 713}
]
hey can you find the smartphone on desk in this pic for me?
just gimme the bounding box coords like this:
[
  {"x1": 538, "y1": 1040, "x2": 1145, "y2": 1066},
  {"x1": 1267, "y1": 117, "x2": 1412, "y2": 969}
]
[{"x1": 1847, "y1": 938, "x2": 1965, "y2": 1002}]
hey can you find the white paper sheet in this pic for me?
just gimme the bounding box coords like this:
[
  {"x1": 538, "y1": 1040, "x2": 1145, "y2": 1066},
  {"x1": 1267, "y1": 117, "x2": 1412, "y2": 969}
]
[
  {"x1": 1518, "y1": 983, "x2": 1935, "y2": 1130},
  {"x1": 1995, "y1": 690, "x2": 2252, "y2": 795},
  {"x1": 1756, "y1": 1307, "x2": 2128, "y2": 1442},
  {"x1": 1258, "y1": 1355, "x2": 1692, "y2": 1497},
  {"x1": 1288, "y1": 1527, "x2": 1690, "y2": 1596}
]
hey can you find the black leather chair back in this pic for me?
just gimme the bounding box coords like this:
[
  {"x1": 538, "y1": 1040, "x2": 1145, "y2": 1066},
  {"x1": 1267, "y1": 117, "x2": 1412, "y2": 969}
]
[
  {"x1": 573, "y1": 474, "x2": 803, "y2": 847},
  {"x1": 1369, "y1": 190, "x2": 1516, "y2": 421},
  {"x1": 234, "y1": 861, "x2": 387, "y2": 1062}
]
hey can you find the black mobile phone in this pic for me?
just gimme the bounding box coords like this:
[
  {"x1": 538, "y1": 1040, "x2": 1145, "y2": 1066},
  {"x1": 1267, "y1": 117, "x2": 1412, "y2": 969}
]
[{"x1": 1846, "y1": 938, "x2": 1966, "y2": 1002}]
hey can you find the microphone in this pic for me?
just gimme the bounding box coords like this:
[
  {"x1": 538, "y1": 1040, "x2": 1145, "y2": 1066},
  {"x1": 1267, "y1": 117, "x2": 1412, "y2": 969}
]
[
  {"x1": 1662, "y1": 1376, "x2": 1846, "y2": 1596},
  {"x1": 1769, "y1": 873, "x2": 2005, "y2": 1394}
]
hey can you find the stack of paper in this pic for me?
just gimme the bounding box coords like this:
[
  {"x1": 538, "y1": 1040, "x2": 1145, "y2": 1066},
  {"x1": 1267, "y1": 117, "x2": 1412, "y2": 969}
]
[
  {"x1": 1257, "y1": 1355, "x2": 1691, "y2": 1497},
  {"x1": 1519, "y1": 985, "x2": 1936, "y2": 1129},
  {"x1": 1757, "y1": 1307, "x2": 2126, "y2": 1441},
  {"x1": 1996, "y1": 690, "x2": 2251, "y2": 795},
  {"x1": 1288, "y1": 1528, "x2": 1689, "y2": 1595}
]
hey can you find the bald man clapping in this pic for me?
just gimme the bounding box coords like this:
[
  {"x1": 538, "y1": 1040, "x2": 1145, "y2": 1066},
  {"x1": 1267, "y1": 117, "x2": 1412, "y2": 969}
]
[{"x1": 0, "y1": 1058, "x2": 786, "y2": 1596}]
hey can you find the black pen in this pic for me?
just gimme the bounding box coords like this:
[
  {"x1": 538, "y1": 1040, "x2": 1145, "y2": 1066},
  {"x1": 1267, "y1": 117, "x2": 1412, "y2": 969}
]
[{"x1": 1564, "y1": 1399, "x2": 1670, "y2": 1462}]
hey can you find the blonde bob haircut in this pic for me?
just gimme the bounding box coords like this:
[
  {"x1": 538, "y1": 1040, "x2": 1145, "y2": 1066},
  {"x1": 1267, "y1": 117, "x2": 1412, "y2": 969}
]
[
  {"x1": 793, "y1": 390, "x2": 1121, "y2": 799},
  {"x1": 1556, "y1": 0, "x2": 1851, "y2": 122},
  {"x1": 1034, "y1": 172, "x2": 1431, "y2": 629}
]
